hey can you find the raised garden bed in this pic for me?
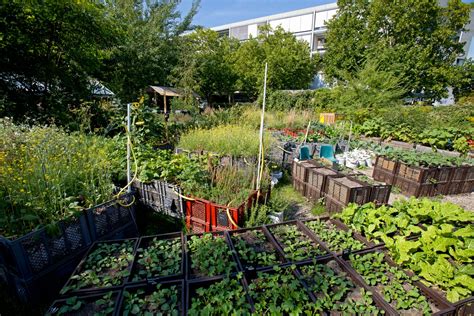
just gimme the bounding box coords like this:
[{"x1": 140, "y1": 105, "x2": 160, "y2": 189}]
[
  {"x1": 128, "y1": 232, "x2": 184, "y2": 283},
  {"x1": 298, "y1": 259, "x2": 386, "y2": 314},
  {"x1": 292, "y1": 160, "x2": 321, "y2": 182},
  {"x1": 185, "y1": 232, "x2": 236, "y2": 279},
  {"x1": 120, "y1": 280, "x2": 184, "y2": 315},
  {"x1": 246, "y1": 265, "x2": 313, "y2": 314},
  {"x1": 59, "y1": 239, "x2": 137, "y2": 295},
  {"x1": 265, "y1": 222, "x2": 328, "y2": 262},
  {"x1": 46, "y1": 290, "x2": 120, "y2": 315},
  {"x1": 227, "y1": 227, "x2": 283, "y2": 272},
  {"x1": 300, "y1": 218, "x2": 366, "y2": 254},
  {"x1": 344, "y1": 250, "x2": 454, "y2": 315},
  {"x1": 187, "y1": 276, "x2": 251, "y2": 315}
]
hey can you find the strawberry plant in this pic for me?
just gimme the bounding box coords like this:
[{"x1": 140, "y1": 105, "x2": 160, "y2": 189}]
[
  {"x1": 231, "y1": 230, "x2": 280, "y2": 269},
  {"x1": 122, "y1": 284, "x2": 181, "y2": 316},
  {"x1": 187, "y1": 233, "x2": 236, "y2": 277},
  {"x1": 188, "y1": 274, "x2": 251, "y2": 315},
  {"x1": 47, "y1": 292, "x2": 116, "y2": 316},
  {"x1": 269, "y1": 224, "x2": 326, "y2": 261},
  {"x1": 60, "y1": 240, "x2": 135, "y2": 294},
  {"x1": 304, "y1": 219, "x2": 365, "y2": 252},
  {"x1": 132, "y1": 237, "x2": 182, "y2": 281},
  {"x1": 247, "y1": 265, "x2": 312, "y2": 315},
  {"x1": 299, "y1": 260, "x2": 382, "y2": 314},
  {"x1": 349, "y1": 252, "x2": 432, "y2": 315}
]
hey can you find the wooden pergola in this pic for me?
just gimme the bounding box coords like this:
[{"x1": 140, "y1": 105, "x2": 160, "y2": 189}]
[{"x1": 146, "y1": 86, "x2": 184, "y2": 114}]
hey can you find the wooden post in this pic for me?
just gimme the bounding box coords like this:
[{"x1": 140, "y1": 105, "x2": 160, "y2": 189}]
[{"x1": 163, "y1": 91, "x2": 167, "y2": 114}]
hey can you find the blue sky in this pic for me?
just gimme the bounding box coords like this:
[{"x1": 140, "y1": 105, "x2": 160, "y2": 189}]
[
  {"x1": 179, "y1": 0, "x2": 335, "y2": 28},
  {"x1": 179, "y1": 0, "x2": 474, "y2": 28}
]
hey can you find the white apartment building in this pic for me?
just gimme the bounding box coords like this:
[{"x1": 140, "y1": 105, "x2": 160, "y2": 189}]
[{"x1": 210, "y1": 3, "x2": 339, "y2": 57}]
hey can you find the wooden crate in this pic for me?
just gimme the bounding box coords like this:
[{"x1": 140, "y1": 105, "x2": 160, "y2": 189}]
[
  {"x1": 326, "y1": 177, "x2": 372, "y2": 206},
  {"x1": 394, "y1": 176, "x2": 434, "y2": 197},
  {"x1": 374, "y1": 156, "x2": 399, "y2": 173},
  {"x1": 372, "y1": 167, "x2": 396, "y2": 185},
  {"x1": 397, "y1": 162, "x2": 438, "y2": 184},
  {"x1": 292, "y1": 160, "x2": 320, "y2": 182},
  {"x1": 305, "y1": 167, "x2": 343, "y2": 202},
  {"x1": 292, "y1": 178, "x2": 306, "y2": 196}
]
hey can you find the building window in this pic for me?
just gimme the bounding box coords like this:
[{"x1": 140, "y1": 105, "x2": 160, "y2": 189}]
[
  {"x1": 312, "y1": 35, "x2": 326, "y2": 51},
  {"x1": 230, "y1": 25, "x2": 248, "y2": 40}
]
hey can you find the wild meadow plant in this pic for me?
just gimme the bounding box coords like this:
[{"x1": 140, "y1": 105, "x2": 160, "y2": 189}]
[{"x1": 0, "y1": 119, "x2": 121, "y2": 238}]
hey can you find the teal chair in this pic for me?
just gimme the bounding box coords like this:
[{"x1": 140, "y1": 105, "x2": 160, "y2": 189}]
[
  {"x1": 298, "y1": 145, "x2": 312, "y2": 161},
  {"x1": 319, "y1": 144, "x2": 337, "y2": 163}
]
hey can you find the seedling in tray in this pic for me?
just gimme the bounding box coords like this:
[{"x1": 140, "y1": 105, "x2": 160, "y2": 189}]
[
  {"x1": 47, "y1": 291, "x2": 117, "y2": 316},
  {"x1": 231, "y1": 230, "x2": 280, "y2": 269},
  {"x1": 349, "y1": 252, "x2": 436, "y2": 315},
  {"x1": 268, "y1": 224, "x2": 326, "y2": 261},
  {"x1": 299, "y1": 260, "x2": 382, "y2": 314},
  {"x1": 304, "y1": 219, "x2": 365, "y2": 253},
  {"x1": 247, "y1": 265, "x2": 312, "y2": 314},
  {"x1": 60, "y1": 240, "x2": 135, "y2": 294},
  {"x1": 187, "y1": 233, "x2": 236, "y2": 278},
  {"x1": 188, "y1": 274, "x2": 251, "y2": 315},
  {"x1": 122, "y1": 283, "x2": 182, "y2": 316},
  {"x1": 131, "y1": 235, "x2": 182, "y2": 282}
]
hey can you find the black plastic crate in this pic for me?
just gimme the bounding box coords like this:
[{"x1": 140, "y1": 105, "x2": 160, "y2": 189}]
[
  {"x1": 0, "y1": 213, "x2": 91, "y2": 280},
  {"x1": 119, "y1": 280, "x2": 185, "y2": 316},
  {"x1": 86, "y1": 193, "x2": 138, "y2": 241},
  {"x1": 46, "y1": 290, "x2": 121, "y2": 315},
  {"x1": 133, "y1": 180, "x2": 185, "y2": 219},
  {"x1": 128, "y1": 232, "x2": 185, "y2": 284},
  {"x1": 59, "y1": 238, "x2": 138, "y2": 296}
]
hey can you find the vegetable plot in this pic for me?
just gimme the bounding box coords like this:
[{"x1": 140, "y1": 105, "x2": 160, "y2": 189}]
[
  {"x1": 130, "y1": 235, "x2": 182, "y2": 282},
  {"x1": 230, "y1": 229, "x2": 280, "y2": 270},
  {"x1": 60, "y1": 240, "x2": 136, "y2": 294},
  {"x1": 268, "y1": 224, "x2": 327, "y2": 261},
  {"x1": 186, "y1": 233, "x2": 236, "y2": 278},
  {"x1": 47, "y1": 292, "x2": 118, "y2": 316},
  {"x1": 348, "y1": 252, "x2": 434, "y2": 315},
  {"x1": 299, "y1": 260, "x2": 382, "y2": 314},
  {"x1": 122, "y1": 283, "x2": 182, "y2": 316},
  {"x1": 304, "y1": 219, "x2": 365, "y2": 253},
  {"x1": 188, "y1": 276, "x2": 251, "y2": 315},
  {"x1": 337, "y1": 199, "x2": 474, "y2": 302}
]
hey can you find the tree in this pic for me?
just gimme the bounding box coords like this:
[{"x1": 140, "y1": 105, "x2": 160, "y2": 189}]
[
  {"x1": 101, "y1": 0, "x2": 199, "y2": 102},
  {"x1": 171, "y1": 28, "x2": 239, "y2": 106},
  {"x1": 233, "y1": 25, "x2": 318, "y2": 97},
  {"x1": 0, "y1": 1, "x2": 117, "y2": 120},
  {"x1": 324, "y1": 0, "x2": 471, "y2": 100}
]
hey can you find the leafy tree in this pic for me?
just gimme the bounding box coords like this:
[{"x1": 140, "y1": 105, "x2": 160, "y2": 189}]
[
  {"x1": 331, "y1": 60, "x2": 407, "y2": 121},
  {"x1": 0, "y1": 1, "x2": 117, "y2": 121},
  {"x1": 101, "y1": 0, "x2": 199, "y2": 102},
  {"x1": 233, "y1": 25, "x2": 318, "y2": 98},
  {"x1": 324, "y1": 0, "x2": 471, "y2": 100},
  {"x1": 171, "y1": 28, "x2": 239, "y2": 106}
]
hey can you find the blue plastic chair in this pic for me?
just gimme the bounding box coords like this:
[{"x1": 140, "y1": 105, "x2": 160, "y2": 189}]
[
  {"x1": 319, "y1": 144, "x2": 337, "y2": 163},
  {"x1": 298, "y1": 145, "x2": 312, "y2": 161}
]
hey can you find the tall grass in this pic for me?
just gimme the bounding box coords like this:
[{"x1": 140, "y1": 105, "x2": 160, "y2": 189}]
[
  {"x1": 241, "y1": 107, "x2": 318, "y2": 130},
  {"x1": 0, "y1": 119, "x2": 121, "y2": 238},
  {"x1": 178, "y1": 125, "x2": 275, "y2": 158}
]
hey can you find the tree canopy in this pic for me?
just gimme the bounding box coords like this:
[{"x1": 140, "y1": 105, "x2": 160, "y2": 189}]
[{"x1": 324, "y1": 0, "x2": 471, "y2": 100}]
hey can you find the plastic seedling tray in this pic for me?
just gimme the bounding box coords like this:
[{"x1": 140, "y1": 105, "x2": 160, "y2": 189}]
[
  {"x1": 119, "y1": 280, "x2": 185, "y2": 316},
  {"x1": 59, "y1": 238, "x2": 138, "y2": 296},
  {"x1": 46, "y1": 290, "x2": 121, "y2": 316},
  {"x1": 186, "y1": 275, "x2": 253, "y2": 315},
  {"x1": 264, "y1": 221, "x2": 331, "y2": 264},
  {"x1": 298, "y1": 218, "x2": 369, "y2": 255},
  {"x1": 295, "y1": 256, "x2": 393, "y2": 315},
  {"x1": 128, "y1": 232, "x2": 185, "y2": 284},
  {"x1": 340, "y1": 248, "x2": 454, "y2": 316},
  {"x1": 227, "y1": 227, "x2": 285, "y2": 272},
  {"x1": 184, "y1": 231, "x2": 238, "y2": 280}
]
